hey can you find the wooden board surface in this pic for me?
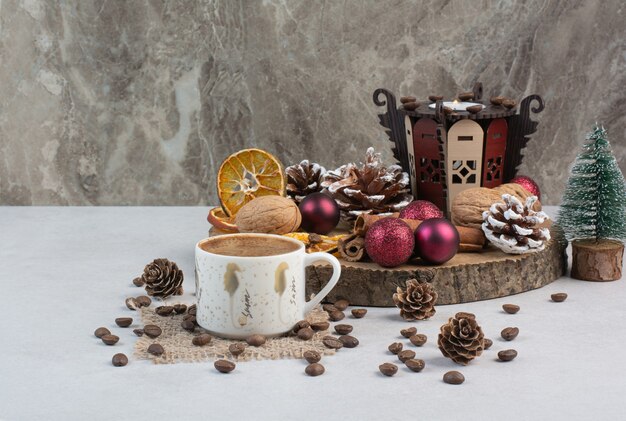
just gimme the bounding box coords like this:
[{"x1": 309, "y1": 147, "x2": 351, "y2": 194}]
[{"x1": 306, "y1": 226, "x2": 568, "y2": 306}]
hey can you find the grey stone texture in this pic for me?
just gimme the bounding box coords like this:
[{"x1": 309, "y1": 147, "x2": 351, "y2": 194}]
[{"x1": 0, "y1": 0, "x2": 624, "y2": 205}]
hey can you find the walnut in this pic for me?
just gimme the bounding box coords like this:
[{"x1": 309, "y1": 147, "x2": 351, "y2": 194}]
[
  {"x1": 451, "y1": 188, "x2": 503, "y2": 230},
  {"x1": 451, "y1": 184, "x2": 542, "y2": 230},
  {"x1": 235, "y1": 196, "x2": 301, "y2": 235}
]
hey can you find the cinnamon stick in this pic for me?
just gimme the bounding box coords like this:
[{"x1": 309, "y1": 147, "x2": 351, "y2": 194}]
[
  {"x1": 354, "y1": 214, "x2": 421, "y2": 236},
  {"x1": 338, "y1": 233, "x2": 367, "y2": 262}
]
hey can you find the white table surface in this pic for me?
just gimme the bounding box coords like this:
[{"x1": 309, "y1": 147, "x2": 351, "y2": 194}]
[{"x1": 1, "y1": 206, "x2": 625, "y2": 421}]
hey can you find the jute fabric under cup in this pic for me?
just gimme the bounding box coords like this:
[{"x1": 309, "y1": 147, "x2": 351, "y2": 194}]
[{"x1": 134, "y1": 304, "x2": 335, "y2": 364}]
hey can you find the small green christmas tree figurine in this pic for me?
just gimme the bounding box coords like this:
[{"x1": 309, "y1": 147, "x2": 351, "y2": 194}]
[{"x1": 558, "y1": 124, "x2": 626, "y2": 281}]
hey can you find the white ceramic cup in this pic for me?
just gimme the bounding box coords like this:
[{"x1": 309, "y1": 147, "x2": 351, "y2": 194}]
[{"x1": 195, "y1": 233, "x2": 342, "y2": 339}]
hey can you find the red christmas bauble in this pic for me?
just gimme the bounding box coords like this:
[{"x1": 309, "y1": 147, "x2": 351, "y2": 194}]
[
  {"x1": 299, "y1": 193, "x2": 340, "y2": 235},
  {"x1": 510, "y1": 175, "x2": 541, "y2": 200},
  {"x1": 414, "y1": 218, "x2": 459, "y2": 265},
  {"x1": 399, "y1": 200, "x2": 444, "y2": 220},
  {"x1": 365, "y1": 218, "x2": 415, "y2": 268}
]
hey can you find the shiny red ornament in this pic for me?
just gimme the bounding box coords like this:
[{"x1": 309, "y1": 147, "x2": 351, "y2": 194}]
[
  {"x1": 298, "y1": 193, "x2": 340, "y2": 235},
  {"x1": 399, "y1": 200, "x2": 444, "y2": 220},
  {"x1": 510, "y1": 175, "x2": 541, "y2": 200},
  {"x1": 365, "y1": 218, "x2": 415, "y2": 268},
  {"x1": 414, "y1": 218, "x2": 459, "y2": 265}
]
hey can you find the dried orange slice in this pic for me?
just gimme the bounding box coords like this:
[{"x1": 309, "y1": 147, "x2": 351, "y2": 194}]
[
  {"x1": 207, "y1": 207, "x2": 239, "y2": 232},
  {"x1": 283, "y1": 232, "x2": 347, "y2": 254},
  {"x1": 217, "y1": 149, "x2": 285, "y2": 216}
]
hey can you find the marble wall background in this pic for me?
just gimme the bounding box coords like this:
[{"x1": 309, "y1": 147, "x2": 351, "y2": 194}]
[{"x1": 0, "y1": 0, "x2": 624, "y2": 206}]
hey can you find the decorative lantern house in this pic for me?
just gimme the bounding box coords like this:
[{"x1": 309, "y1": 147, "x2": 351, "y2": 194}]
[{"x1": 374, "y1": 83, "x2": 544, "y2": 215}]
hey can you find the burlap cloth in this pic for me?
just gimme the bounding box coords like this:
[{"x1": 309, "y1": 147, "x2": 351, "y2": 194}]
[{"x1": 134, "y1": 304, "x2": 335, "y2": 364}]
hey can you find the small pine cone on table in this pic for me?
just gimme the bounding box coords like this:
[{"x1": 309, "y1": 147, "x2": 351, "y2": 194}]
[
  {"x1": 321, "y1": 147, "x2": 413, "y2": 220},
  {"x1": 482, "y1": 194, "x2": 551, "y2": 254},
  {"x1": 438, "y1": 312, "x2": 484, "y2": 365},
  {"x1": 392, "y1": 279, "x2": 438, "y2": 321},
  {"x1": 285, "y1": 160, "x2": 326, "y2": 204},
  {"x1": 142, "y1": 258, "x2": 184, "y2": 299}
]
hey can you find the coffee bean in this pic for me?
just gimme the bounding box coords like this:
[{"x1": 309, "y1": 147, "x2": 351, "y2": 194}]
[
  {"x1": 132, "y1": 277, "x2": 144, "y2": 287},
  {"x1": 147, "y1": 343, "x2": 165, "y2": 356},
  {"x1": 229, "y1": 343, "x2": 246, "y2": 357},
  {"x1": 94, "y1": 327, "x2": 111, "y2": 338},
  {"x1": 379, "y1": 363, "x2": 398, "y2": 377},
  {"x1": 303, "y1": 350, "x2": 321, "y2": 364},
  {"x1": 187, "y1": 304, "x2": 197, "y2": 315},
  {"x1": 334, "y1": 299, "x2": 349, "y2": 311},
  {"x1": 322, "y1": 304, "x2": 338, "y2": 313},
  {"x1": 334, "y1": 324, "x2": 353, "y2": 335},
  {"x1": 400, "y1": 95, "x2": 417, "y2": 104},
  {"x1": 498, "y1": 349, "x2": 518, "y2": 362},
  {"x1": 502, "y1": 304, "x2": 520, "y2": 314},
  {"x1": 135, "y1": 296, "x2": 151, "y2": 308},
  {"x1": 310, "y1": 321, "x2": 330, "y2": 331},
  {"x1": 297, "y1": 327, "x2": 314, "y2": 341},
  {"x1": 246, "y1": 334, "x2": 267, "y2": 347},
  {"x1": 181, "y1": 320, "x2": 195, "y2": 332},
  {"x1": 322, "y1": 336, "x2": 343, "y2": 350},
  {"x1": 292, "y1": 320, "x2": 310, "y2": 334},
  {"x1": 214, "y1": 359, "x2": 236, "y2": 373},
  {"x1": 400, "y1": 327, "x2": 417, "y2": 338},
  {"x1": 156, "y1": 306, "x2": 174, "y2": 316},
  {"x1": 328, "y1": 310, "x2": 345, "y2": 322},
  {"x1": 409, "y1": 334, "x2": 427, "y2": 347},
  {"x1": 112, "y1": 353, "x2": 128, "y2": 367},
  {"x1": 115, "y1": 317, "x2": 133, "y2": 328},
  {"x1": 443, "y1": 371, "x2": 465, "y2": 385},
  {"x1": 125, "y1": 297, "x2": 138, "y2": 310},
  {"x1": 351, "y1": 309, "x2": 367, "y2": 318},
  {"x1": 173, "y1": 304, "x2": 187, "y2": 314},
  {"x1": 183, "y1": 314, "x2": 197, "y2": 323},
  {"x1": 429, "y1": 95, "x2": 444, "y2": 102},
  {"x1": 101, "y1": 334, "x2": 119, "y2": 346},
  {"x1": 501, "y1": 327, "x2": 519, "y2": 341},
  {"x1": 143, "y1": 324, "x2": 162, "y2": 339},
  {"x1": 388, "y1": 342, "x2": 403, "y2": 354},
  {"x1": 398, "y1": 350, "x2": 416, "y2": 363},
  {"x1": 551, "y1": 293, "x2": 568, "y2": 302},
  {"x1": 305, "y1": 363, "x2": 325, "y2": 376},
  {"x1": 405, "y1": 358, "x2": 425, "y2": 372},
  {"x1": 339, "y1": 335, "x2": 359, "y2": 348},
  {"x1": 483, "y1": 338, "x2": 493, "y2": 349},
  {"x1": 192, "y1": 333, "x2": 212, "y2": 346},
  {"x1": 133, "y1": 329, "x2": 144, "y2": 337}
]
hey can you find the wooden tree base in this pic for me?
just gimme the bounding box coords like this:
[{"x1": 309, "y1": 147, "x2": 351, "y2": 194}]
[
  {"x1": 306, "y1": 227, "x2": 568, "y2": 306},
  {"x1": 571, "y1": 239, "x2": 624, "y2": 282}
]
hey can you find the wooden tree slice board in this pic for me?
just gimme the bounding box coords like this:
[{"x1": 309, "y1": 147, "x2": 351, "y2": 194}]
[
  {"x1": 306, "y1": 227, "x2": 568, "y2": 306},
  {"x1": 208, "y1": 227, "x2": 568, "y2": 306}
]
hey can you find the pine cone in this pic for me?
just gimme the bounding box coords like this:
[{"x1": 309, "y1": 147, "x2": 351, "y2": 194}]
[
  {"x1": 438, "y1": 312, "x2": 484, "y2": 365},
  {"x1": 142, "y1": 258, "x2": 184, "y2": 299},
  {"x1": 482, "y1": 194, "x2": 551, "y2": 254},
  {"x1": 321, "y1": 147, "x2": 413, "y2": 220},
  {"x1": 392, "y1": 279, "x2": 437, "y2": 321},
  {"x1": 285, "y1": 160, "x2": 326, "y2": 203}
]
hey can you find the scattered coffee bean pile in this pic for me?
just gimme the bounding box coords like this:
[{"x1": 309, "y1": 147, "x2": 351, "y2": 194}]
[{"x1": 96, "y1": 278, "x2": 569, "y2": 382}]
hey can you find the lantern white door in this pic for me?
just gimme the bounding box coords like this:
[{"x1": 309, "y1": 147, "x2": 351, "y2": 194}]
[{"x1": 446, "y1": 119, "x2": 484, "y2": 211}]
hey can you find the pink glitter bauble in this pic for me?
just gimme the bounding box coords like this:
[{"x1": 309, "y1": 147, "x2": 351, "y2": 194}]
[
  {"x1": 365, "y1": 218, "x2": 415, "y2": 268},
  {"x1": 399, "y1": 200, "x2": 444, "y2": 220},
  {"x1": 510, "y1": 176, "x2": 541, "y2": 200},
  {"x1": 414, "y1": 218, "x2": 459, "y2": 265}
]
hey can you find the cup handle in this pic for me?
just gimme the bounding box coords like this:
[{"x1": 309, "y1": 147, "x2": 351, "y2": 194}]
[{"x1": 303, "y1": 252, "x2": 342, "y2": 315}]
